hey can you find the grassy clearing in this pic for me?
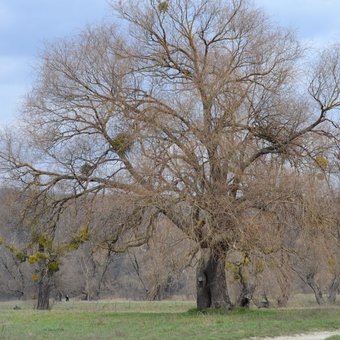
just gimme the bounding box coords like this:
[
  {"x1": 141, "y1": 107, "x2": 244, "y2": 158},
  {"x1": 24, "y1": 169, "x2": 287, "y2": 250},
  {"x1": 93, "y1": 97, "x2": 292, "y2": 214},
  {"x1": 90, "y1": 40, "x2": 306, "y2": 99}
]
[{"x1": 0, "y1": 299, "x2": 339, "y2": 339}]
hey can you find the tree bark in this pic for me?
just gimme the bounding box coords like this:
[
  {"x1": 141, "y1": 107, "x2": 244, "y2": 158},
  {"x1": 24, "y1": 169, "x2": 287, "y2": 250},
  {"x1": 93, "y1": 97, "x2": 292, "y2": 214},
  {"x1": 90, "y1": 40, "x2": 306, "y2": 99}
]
[
  {"x1": 236, "y1": 262, "x2": 255, "y2": 308},
  {"x1": 196, "y1": 248, "x2": 232, "y2": 310},
  {"x1": 36, "y1": 243, "x2": 51, "y2": 310},
  {"x1": 306, "y1": 273, "x2": 325, "y2": 305},
  {"x1": 237, "y1": 278, "x2": 254, "y2": 308},
  {"x1": 327, "y1": 276, "x2": 340, "y2": 304},
  {"x1": 37, "y1": 272, "x2": 50, "y2": 310}
]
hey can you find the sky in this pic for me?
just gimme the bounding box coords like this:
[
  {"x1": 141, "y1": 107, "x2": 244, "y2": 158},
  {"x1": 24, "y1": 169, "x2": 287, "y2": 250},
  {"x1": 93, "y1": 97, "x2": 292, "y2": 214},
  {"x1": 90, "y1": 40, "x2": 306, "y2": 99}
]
[{"x1": 1, "y1": 0, "x2": 340, "y2": 126}]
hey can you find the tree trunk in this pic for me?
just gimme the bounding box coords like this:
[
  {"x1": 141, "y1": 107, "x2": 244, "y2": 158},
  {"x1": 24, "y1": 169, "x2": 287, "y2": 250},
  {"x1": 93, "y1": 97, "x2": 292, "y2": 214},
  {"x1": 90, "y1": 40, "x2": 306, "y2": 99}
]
[
  {"x1": 237, "y1": 281, "x2": 254, "y2": 308},
  {"x1": 196, "y1": 248, "x2": 232, "y2": 310},
  {"x1": 81, "y1": 291, "x2": 89, "y2": 301},
  {"x1": 37, "y1": 274, "x2": 50, "y2": 310},
  {"x1": 327, "y1": 276, "x2": 340, "y2": 304},
  {"x1": 36, "y1": 244, "x2": 51, "y2": 310},
  {"x1": 236, "y1": 264, "x2": 255, "y2": 308},
  {"x1": 306, "y1": 274, "x2": 325, "y2": 305},
  {"x1": 54, "y1": 290, "x2": 62, "y2": 302}
]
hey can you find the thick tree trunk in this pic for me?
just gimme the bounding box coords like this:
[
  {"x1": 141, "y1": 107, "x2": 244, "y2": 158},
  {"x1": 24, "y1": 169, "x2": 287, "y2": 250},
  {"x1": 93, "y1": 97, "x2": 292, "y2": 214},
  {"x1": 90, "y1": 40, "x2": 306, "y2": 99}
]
[{"x1": 196, "y1": 248, "x2": 232, "y2": 310}]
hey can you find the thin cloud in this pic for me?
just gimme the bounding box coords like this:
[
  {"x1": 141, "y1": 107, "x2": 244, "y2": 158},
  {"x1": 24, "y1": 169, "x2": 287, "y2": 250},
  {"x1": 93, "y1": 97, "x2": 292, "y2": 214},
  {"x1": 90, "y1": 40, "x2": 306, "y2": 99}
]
[
  {"x1": 255, "y1": 0, "x2": 340, "y2": 39},
  {"x1": 0, "y1": 0, "x2": 110, "y2": 125},
  {"x1": 1, "y1": 0, "x2": 340, "y2": 125}
]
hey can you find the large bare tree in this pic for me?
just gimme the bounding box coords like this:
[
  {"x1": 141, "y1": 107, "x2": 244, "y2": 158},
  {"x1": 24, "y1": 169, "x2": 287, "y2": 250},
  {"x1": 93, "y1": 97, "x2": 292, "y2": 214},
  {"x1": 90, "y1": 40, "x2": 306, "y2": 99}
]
[{"x1": 1, "y1": 0, "x2": 340, "y2": 309}]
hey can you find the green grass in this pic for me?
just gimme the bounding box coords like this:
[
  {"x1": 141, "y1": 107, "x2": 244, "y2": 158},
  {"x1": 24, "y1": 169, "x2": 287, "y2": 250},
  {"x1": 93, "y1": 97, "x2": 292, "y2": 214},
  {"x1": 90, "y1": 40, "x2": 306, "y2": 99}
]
[{"x1": 0, "y1": 300, "x2": 339, "y2": 339}]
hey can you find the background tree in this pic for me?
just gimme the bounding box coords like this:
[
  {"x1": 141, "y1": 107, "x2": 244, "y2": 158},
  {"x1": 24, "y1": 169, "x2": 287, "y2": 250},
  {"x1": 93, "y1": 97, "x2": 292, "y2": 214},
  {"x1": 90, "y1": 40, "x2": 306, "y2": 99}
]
[
  {"x1": 290, "y1": 175, "x2": 340, "y2": 305},
  {"x1": 0, "y1": 187, "x2": 34, "y2": 300},
  {"x1": 21, "y1": 201, "x2": 91, "y2": 310},
  {"x1": 128, "y1": 218, "x2": 195, "y2": 301}
]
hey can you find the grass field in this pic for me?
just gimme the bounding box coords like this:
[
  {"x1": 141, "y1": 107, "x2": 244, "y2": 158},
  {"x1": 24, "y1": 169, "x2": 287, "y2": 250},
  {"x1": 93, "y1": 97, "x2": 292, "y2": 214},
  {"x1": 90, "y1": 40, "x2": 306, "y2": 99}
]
[{"x1": 0, "y1": 299, "x2": 339, "y2": 339}]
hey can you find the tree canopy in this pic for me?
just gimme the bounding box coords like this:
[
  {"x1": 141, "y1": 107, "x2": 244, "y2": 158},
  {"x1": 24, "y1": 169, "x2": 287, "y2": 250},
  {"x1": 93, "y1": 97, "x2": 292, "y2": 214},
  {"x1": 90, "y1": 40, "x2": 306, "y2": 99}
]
[{"x1": 1, "y1": 0, "x2": 340, "y2": 309}]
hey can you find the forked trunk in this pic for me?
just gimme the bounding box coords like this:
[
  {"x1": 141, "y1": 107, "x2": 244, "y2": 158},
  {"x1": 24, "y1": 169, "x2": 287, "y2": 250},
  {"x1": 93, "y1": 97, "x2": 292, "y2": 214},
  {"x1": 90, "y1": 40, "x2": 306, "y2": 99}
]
[
  {"x1": 237, "y1": 283, "x2": 254, "y2": 308},
  {"x1": 196, "y1": 248, "x2": 232, "y2": 310},
  {"x1": 236, "y1": 264, "x2": 255, "y2": 308}
]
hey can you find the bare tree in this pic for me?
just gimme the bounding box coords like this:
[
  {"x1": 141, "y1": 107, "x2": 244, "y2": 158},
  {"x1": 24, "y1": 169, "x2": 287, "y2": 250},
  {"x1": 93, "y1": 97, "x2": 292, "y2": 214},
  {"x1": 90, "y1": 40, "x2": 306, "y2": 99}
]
[
  {"x1": 0, "y1": 188, "x2": 33, "y2": 300},
  {"x1": 128, "y1": 218, "x2": 195, "y2": 301},
  {"x1": 1, "y1": 0, "x2": 340, "y2": 310},
  {"x1": 290, "y1": 175, "x2": 340, "y2": 305}
]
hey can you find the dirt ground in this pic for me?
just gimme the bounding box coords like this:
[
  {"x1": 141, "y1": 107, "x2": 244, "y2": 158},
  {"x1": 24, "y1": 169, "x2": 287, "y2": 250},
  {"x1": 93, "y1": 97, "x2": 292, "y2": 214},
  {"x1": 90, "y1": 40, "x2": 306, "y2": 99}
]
[{"x1": 255, "y1": 330, "x2": 340, "y2": 340}]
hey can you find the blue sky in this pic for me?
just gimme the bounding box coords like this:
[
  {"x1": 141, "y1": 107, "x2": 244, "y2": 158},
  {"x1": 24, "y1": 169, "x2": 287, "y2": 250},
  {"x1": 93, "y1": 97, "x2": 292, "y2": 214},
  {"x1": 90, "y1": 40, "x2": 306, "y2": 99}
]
[
  {"x1": 256, "y1": 0, "x2": 340, "y2": 45},
  {"x1": 1, "y1": 0, "x2": 340, "y2": 125},
  {"x1": 0, "y1": 0, "x2": 111, "y2": 125}
]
